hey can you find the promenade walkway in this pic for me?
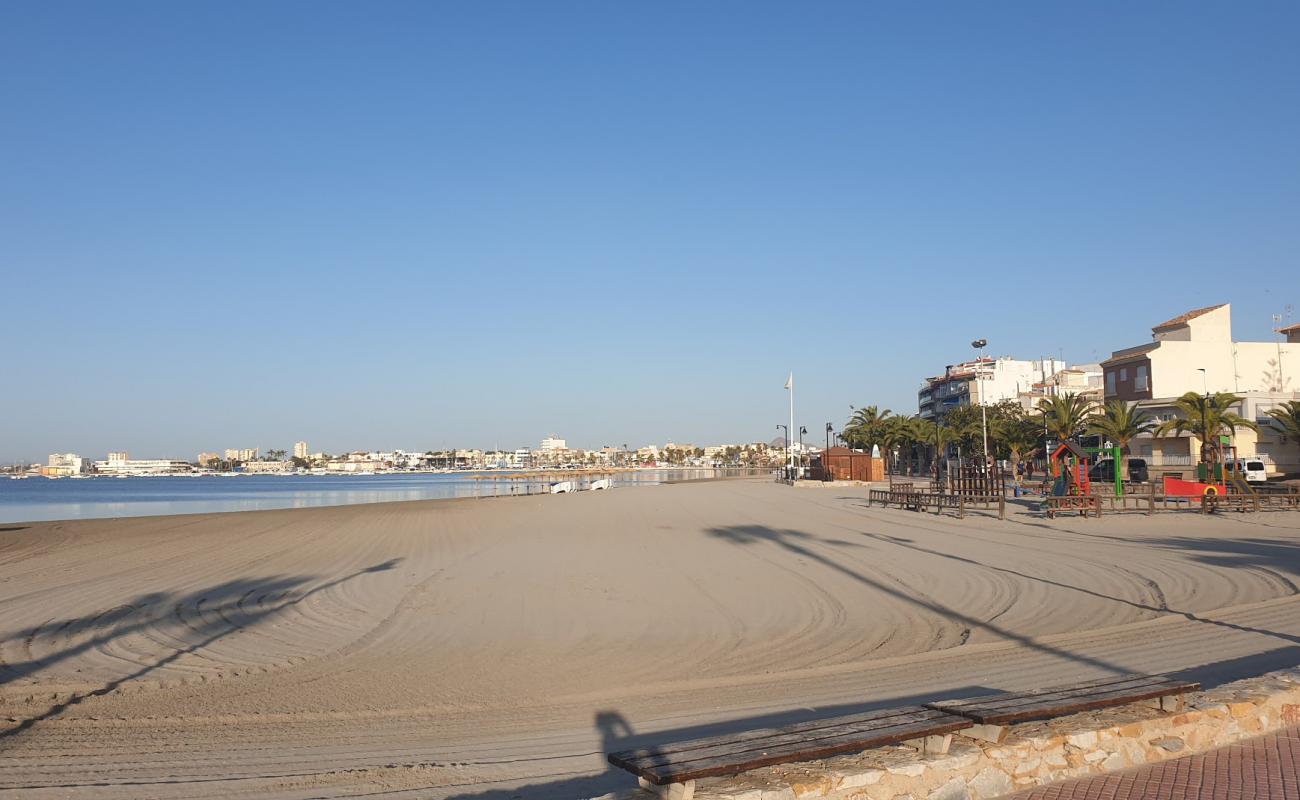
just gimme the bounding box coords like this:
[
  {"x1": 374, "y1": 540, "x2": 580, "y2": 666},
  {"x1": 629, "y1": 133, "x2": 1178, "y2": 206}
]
[{"x1": 1009, "y1": 726, "x2": 1300, "y2": 799}]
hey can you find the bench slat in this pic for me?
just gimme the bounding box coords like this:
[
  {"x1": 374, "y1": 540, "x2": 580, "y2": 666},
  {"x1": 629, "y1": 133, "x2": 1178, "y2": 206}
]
[
  {"x1": 969, "y1": 684, "x2": 1192, "y2": 725},
  {"x1": 928, "y1": 674, "x2": 1173, "y2": 711},
  {"x1": 928, "y1": 675, "x2": 1198, "y2": 726},
  {"x1": 618, "y1": 713, "x2": 971, "y2": 785},
  {"x1": 618, "y1": 709, "x2": 953, "y2": 771},
  {"x1": 955, "y1": 677, "x2": 1190, "y2": 715},
  {"x1": 608, "y1": 705, "x2": 937, "y2": 764}
]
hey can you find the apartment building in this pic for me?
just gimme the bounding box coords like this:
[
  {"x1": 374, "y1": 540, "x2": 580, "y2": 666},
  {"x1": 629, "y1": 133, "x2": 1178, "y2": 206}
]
[
  {"x1": 918, "y1": 357, "x2": 1065, "y2": 420},
  {"x1": 1102, "y1": 304, "x2": 1297, "y2": 400},
  {"x1": 42, "y1": 453, "x2": 88, "y2": 477},
  {"x1": 94, "y1": 453, "x2": 193, "y2": 475},
  {"x1": 1103, "y1": 304, "x2": 1300, "y2": 475}
]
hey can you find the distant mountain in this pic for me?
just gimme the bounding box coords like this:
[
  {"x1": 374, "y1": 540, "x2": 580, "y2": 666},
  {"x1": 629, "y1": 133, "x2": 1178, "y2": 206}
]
[{"x1": 770, "y1": 436, "x2": 787, "y2": 448}]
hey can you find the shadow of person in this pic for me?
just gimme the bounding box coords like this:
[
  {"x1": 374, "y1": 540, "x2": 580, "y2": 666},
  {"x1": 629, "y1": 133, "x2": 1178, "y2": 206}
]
[
  {"x1": 443, "y1": 710, "x2": 638, "y2": 800},
  {"x1": 595, "y1": 709, "x2": 634, "y2": 755}
]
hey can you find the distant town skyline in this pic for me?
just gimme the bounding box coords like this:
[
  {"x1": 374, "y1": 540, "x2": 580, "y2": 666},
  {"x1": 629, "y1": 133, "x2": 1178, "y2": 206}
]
[{"x1": 4, "y1": 4, "x2": 1298, "y2": 462}]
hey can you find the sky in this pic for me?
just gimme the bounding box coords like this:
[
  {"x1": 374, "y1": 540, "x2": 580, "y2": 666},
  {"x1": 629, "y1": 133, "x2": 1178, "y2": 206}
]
[{"x1": 2, "y1": 2, "x2": 1299, "y2": 461}]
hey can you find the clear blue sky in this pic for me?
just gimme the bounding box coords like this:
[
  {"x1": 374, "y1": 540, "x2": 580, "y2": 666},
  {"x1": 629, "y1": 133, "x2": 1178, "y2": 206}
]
[{"x1": 3, "y1": 2, "x2": 1298, "y2": 461}]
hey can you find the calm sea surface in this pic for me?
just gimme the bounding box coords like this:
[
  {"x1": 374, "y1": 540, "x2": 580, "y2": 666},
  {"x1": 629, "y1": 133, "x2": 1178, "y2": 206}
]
[{"x1": 0, "y1": 470, "x2": 730, "y2": 524}]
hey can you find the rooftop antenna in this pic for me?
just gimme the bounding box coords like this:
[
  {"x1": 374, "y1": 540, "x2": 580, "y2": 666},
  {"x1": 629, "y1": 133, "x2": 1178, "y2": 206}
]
[{"x1": 1275, "y1": 305, "x2": 1293, "y2": 390}]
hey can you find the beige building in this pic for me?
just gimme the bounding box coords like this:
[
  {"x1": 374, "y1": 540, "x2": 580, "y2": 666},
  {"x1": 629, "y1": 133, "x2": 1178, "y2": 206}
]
[
  {"x1": 1103, "y1": 304, "x2": 1300, "y2": 476},
  {"x1": 293, "y1": 441, "x2": 309, "y2": 459},
  {"x1": 1102, "y1": 304, "x2": 1298, "y2": 400},
  {"x1": 42, "y1": 453, "x2": 88, "y2": 477},
  {"x1": 241, "y1": 460, "x2": 292, "y2": 473}
]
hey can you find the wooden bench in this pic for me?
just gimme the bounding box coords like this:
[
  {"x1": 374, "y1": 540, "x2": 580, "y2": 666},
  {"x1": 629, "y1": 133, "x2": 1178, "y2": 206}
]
[
  {"x1": 925, "y1": 673, "x2": 1199, "y2": 744},
  {"x1": 607, "y1": 706, "x2": 970, "y2": 799},
  {"x1": 1043, "y1": 494, "x2": 1101, "y2": 518},
  {"x1": 869, "y1": 490, "x2": 1006, "y2": 519}
]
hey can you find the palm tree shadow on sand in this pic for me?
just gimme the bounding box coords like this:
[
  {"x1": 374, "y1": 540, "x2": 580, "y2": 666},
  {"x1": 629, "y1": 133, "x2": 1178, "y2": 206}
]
[{"x1": 0, "y1": 558, "x2": 402, "y2": 741}]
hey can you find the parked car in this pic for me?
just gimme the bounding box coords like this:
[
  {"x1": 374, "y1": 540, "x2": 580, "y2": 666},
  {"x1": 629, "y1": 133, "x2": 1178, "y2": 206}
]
[
  {"x1": 1230, "y1": 459, "x2": 1268, "y2": 483},
  {"x1": 1087, "y1": 458, "x2": 1148, "y2": 483}
]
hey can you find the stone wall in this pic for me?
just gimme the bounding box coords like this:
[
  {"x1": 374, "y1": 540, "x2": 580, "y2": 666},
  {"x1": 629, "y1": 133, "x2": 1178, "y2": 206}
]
[{"x1": 597, "y1": 667, "x2": 1300, "y2": 800}]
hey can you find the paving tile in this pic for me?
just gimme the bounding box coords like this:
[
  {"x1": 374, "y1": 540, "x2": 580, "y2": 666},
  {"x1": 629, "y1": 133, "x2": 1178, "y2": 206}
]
[{"x1": 1006, "y1": 726, "x2": 1300, "y2": 799}]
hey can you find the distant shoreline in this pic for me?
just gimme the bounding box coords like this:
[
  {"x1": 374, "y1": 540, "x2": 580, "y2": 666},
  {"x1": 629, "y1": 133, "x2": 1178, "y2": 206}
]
[{"x1": 0, "y1": 467, "x2": 771, "y2": 525}]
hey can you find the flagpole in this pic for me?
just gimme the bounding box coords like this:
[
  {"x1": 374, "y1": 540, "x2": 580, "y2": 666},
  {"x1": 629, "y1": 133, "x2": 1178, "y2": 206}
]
[{"x1": 788, "y1": 372, "x2": 795, "y2": 478}]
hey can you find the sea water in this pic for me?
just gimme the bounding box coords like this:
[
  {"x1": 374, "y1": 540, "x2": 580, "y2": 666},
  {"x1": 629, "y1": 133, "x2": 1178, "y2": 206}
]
[{"x1": 0, "y1": 470, "x2": 727, "y2": 523}]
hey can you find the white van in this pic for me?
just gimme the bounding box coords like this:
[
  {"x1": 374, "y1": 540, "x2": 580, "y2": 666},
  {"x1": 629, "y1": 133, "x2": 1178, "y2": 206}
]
[{"x1": 1232, "y1": 459, "x2": 1268, "y2": 484}]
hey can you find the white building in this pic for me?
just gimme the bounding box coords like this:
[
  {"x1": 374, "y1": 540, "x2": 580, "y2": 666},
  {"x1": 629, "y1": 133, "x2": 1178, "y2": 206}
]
[
  {"x1": 919, "y1": 357, "x2": 1066, "y2": 419},
  {"x1": 539, "y1": 436, "x2": 566, "y2": 451},
  {"x1": 293, "y1": 441, "x2": 308, "y2": 459},
  {"x1": 94, "y1": 453, "x2": 193, "y2": 475},
  {"x1": 43, "y1": 453, "x2": 88, "y2": 476}
]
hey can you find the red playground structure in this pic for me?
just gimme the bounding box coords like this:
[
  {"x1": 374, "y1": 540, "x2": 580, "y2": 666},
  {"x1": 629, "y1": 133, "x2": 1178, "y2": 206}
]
[
  {"x1": 1049, "y1": 441, "x2": 1091, "y2": 498},
  {"x1": 1161, "y1": 436, "x2": 1240, "y2": 499}
]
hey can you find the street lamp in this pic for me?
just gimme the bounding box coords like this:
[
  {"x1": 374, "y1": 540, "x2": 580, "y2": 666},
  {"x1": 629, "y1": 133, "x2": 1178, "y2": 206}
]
[
  {"x1": 798, "y1": 425, "x2": 807, "y2": 478},
  {"x1": 972, "y1": 338, "x2": 991, "y2": 473},
  {"x1": 776, "y1": 424, "x2": 789, "y2": 478}
]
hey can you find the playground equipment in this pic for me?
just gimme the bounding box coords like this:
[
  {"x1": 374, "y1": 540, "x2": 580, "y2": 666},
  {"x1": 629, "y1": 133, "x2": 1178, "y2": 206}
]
[
  {"x1": 1162, "y1": 475, "x2": 1226, "y2": 498},
  {"x1": 1049, "y1": 441, "x2": 1090, "y2": 498},
  {"x1": 1161, "y1": 435, "x2": 1258, "y2": 501},
  {"x1": 1084, "y1": 444, "x2": 1124, "y2": 498}
]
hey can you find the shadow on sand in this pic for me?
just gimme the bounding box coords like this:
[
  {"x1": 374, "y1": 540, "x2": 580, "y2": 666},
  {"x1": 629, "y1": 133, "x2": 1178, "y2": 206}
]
[
  {"x1": 447, "y1": 523, "x2": 1300, "y2": 799},
  {"x1": 444, "y1": 686, "x2": 998, "y2": 800},
  {"x1": 0, "y1": 558, "x2": 402, "y2": 741}
]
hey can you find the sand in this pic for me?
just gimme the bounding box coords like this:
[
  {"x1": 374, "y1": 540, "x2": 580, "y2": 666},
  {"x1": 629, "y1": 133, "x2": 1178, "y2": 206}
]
[{"x1": 1, "y1": 479, "x2": 1298, "y2": 798}]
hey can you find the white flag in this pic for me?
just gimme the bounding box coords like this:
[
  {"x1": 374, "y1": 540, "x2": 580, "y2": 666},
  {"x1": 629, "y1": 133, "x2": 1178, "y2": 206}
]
[{"x1": 784, "y1": 372, "x2": 792, "y2": 390}]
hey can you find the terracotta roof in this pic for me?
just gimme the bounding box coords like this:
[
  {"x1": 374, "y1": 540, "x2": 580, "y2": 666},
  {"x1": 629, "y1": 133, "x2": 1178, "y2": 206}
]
[
  {"x1": 1152, "y1": 304, "x2": 1226, "y2": 331},
  {"x1": 1100, "y1": 342, "x2": 1158, "y2": 366},
  {"x1": 1278, "y1": 323, "x2": 1300, "y2": 333}
]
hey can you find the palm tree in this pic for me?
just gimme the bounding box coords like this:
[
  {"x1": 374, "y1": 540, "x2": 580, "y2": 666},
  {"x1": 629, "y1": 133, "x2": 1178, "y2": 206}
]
[
  {"x1": 1154, "y1": 392, "x2": 1259, "y2": 465},
  {"x1": 898, "y1": 415, "x2": 929, "y2": 475},
  {"x1": 879, "y1": 415, "x2": 913, "y2": 474},
  {"x1": 1266, "y1": 400, "x2": 1300, "y2": 443},
  {"x1": 1037, "y1": 393, "x2": 1097, "y2": 443},
  {"x1": 844, "y1": 406, "x2": 893, "y2": 453},
  {"x1": 991, "y1": 414, "x2": 1041, "y2": 484},
  {"x1": 1087, "y1": 401, "x2": 1156, "y2": 453},
  {"x1": 942, "y1": 405, "x2": 986, "y2": 456},
  {"x1": 912, "y1": 417, "x2": 956, "y2": 478}
]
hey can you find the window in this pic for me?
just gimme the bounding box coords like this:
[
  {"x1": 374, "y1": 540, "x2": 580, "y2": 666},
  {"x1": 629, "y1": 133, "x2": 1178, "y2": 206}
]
[
  {"x1": 1136, "y1": 365, "x2": 1149, "y2": 391},
  {"x1": 1119, "y1": 367, "x2": 1128, "y2": 382},
  {"x1": 1106, "y1": 372, "x2": 1116, "y2": 394}
]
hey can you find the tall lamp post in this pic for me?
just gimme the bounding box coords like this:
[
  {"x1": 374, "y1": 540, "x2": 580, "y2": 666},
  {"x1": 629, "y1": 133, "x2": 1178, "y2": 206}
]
[
  {"x1": 777, "y1": 424, "x2": 789, "y2": 478},
  {"x1": 825, "y1": 423, "x2": 833, "y2": 482},
  {"x1": 972, "y1": 338, "x2": 991, "y2": 473},
  {"x1": 798, "y1": 425, "x2": 807, "y2": 478}
]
